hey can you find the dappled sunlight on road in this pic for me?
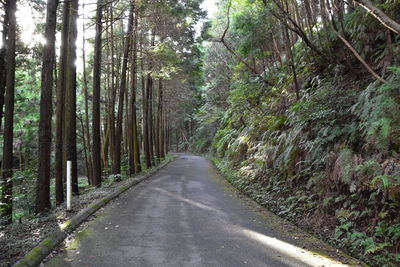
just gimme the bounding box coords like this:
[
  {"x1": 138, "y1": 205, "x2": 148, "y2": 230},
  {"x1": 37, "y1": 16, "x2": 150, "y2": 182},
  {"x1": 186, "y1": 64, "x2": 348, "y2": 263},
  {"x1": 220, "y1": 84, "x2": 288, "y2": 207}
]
[
  {"x1": 154, "y1": 184, "x2": 349, "y2": 267},
  {"x1": 240, "y1": 228, "x2": 348, "y2": 267}
]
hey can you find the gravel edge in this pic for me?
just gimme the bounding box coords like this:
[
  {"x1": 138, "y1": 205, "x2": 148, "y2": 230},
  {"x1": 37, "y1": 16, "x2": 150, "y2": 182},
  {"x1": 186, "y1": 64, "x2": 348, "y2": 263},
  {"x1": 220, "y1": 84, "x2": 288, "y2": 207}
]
[{"x1": 12, "y1": 157, "x2": 177, "y2": 267}]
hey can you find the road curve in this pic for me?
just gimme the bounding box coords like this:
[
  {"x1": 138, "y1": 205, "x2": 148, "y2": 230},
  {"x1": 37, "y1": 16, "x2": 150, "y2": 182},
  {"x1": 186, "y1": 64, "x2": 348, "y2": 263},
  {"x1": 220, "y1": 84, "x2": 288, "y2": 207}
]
[{"x1": 45, "y1": 154, "x2": 354, "y2": 267}]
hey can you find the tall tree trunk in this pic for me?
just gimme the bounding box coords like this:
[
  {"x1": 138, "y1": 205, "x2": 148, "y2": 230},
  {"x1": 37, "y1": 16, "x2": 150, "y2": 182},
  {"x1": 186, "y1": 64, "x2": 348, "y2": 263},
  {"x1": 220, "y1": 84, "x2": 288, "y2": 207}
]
[
  {"x1": 35, "y1": 0, "x2": 59, "y2": 213},
  {"x1": 158, "y1": 80, "x2": 165, "y2": 158},
  {"x1": 108, "y1": 5, "x2": 116, "y2": 169},
  {"x1": 92, "y1": 0, "x2": 105, "y2": 186},
  {"x1": 64, "y1": 0, "x2": 79, "y2": 194},
  {"x1": 113, "y1": 3, "x2": 134, "y2": 174},
  {"x1": 146, "y1": 73, "x2": 154, "y2": 164},
  {"x1": 142, "y1": 56, "x2": 151, "y2": 168},
  {"x1": 0, "y1": 0, "x2": 9, "y2": 133},
  {"x1": 148, "y1": 32, "x2": 156, "y2": 165},
  {"x1": 154, "y1": 82, "x2": 160, "y2": 160},
  {"x1": 102, "y1": 120, "x2": 109, "y2": 168},
  {"x1": 124, "y1": 74, "x2": 130, "y2": 157},
  {"x1": 0, "y1": 0, "x2": 16, "y2": 225},
  {"x1": 55, "y1": 0, "x2": 70, "y2": 204},
  {"x1": 79, "y1": 116, "x2": 91, "y2": 185},
  {"x1": 129, "y1": 4, "x2": 141, "y2": 173},
  {"x1": 175, "y1": 128, "x2": 179, "y2": 152},
  {"x1": 81, "y1": 3, "x2": 93, "y2": 185}
]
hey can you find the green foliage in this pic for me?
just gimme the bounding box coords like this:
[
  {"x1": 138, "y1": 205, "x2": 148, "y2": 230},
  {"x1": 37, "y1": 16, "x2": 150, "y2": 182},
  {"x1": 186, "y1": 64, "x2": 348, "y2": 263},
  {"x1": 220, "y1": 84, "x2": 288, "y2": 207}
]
[
  {"x1": 13, "y1": 168, "x2": 38, "y2": 219},
  {"x1": 193, "y1": 0, "x2": 400, "y2": 265},
  {"x1": 352, "y1": 68, "x2": 400, "y2": 152}
]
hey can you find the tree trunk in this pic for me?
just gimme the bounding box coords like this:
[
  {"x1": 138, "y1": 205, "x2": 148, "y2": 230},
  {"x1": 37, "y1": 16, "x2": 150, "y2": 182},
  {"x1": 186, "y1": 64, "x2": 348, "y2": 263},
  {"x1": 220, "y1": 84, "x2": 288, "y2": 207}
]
[
  {"x1": 146, "y1": 73, "x2": 155, "y2": 164},
  {"x1": 92, "y1": 0, "x2": 105, "y2": 186},
  {"x1": 158, "y1": 80, "x2": 165, "y2": 158},
  {"x1": 55, "y1": 0, "x2": 70, "y2": 205},
  {"x1": 154, "y1": 81, "x2": 160, "y2": 160},
  {"x1": 283, "y1": 27, "x2": 300, "y2": 100},
  {"x1": 129, "y1": 4, "x2": 141, "y2": 173},
  {"x1": 108, "y1": 5, "x2": 116, "y2": 169},
  {"x1": 148, "y1": 32, "x2": 156, "y2": 165},
  {"x1": 81, "y1": 3, "x2": 93, "y2": 185},
  {"x1": 0, "y1": 0, "x2": 9, "y2": 133},
  {"x1": 0, "y1": 0, "x2": 16, "y2": 225},
  {"x1": 113, "y1": 3, "x2": 134, "y2": 174},
  {"x1": 64, "y1": 0, "x2": 79, "y2": 194},
  {"x1": 141, "y1": 35, "x2": 151, "y2": 168},
  {"x1": 35, "y1": 0, "x2": 59, "y2": 214}
]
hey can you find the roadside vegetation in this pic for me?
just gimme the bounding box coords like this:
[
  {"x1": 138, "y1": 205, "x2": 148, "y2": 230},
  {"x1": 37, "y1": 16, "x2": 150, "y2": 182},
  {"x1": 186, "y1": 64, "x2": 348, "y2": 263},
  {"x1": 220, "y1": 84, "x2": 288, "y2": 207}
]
[{"x1": 193, "y1": 0, "x2": 400, "y2": 265}]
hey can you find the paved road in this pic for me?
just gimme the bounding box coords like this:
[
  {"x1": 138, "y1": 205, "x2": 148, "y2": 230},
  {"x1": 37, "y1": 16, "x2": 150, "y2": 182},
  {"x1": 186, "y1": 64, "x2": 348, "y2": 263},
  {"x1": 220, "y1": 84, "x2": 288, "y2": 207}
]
[{"x1": 45, "y1": 154, "x2": 351, "y2": 267}]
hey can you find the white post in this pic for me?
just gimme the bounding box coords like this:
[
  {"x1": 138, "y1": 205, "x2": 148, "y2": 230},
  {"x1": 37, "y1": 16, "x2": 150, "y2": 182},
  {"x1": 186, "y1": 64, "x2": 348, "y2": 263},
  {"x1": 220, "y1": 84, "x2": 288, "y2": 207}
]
[{"x1": 67, "y1": 160, "x2": 72, "y2": 211}]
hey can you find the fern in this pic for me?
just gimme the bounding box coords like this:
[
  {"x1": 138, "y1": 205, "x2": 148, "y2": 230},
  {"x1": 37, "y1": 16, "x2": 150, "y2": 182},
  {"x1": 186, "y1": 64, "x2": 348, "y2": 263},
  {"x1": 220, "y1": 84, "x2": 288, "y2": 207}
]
[{"x1": 352, "y1": 71, "x2": 400, "y2": 152}]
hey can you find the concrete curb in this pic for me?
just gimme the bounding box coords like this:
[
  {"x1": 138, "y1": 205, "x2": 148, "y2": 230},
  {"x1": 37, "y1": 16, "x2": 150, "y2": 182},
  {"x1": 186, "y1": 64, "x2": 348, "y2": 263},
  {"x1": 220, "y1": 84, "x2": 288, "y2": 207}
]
[{"x1": 12, "y1": 157, "x2": 177, "y2": 267}]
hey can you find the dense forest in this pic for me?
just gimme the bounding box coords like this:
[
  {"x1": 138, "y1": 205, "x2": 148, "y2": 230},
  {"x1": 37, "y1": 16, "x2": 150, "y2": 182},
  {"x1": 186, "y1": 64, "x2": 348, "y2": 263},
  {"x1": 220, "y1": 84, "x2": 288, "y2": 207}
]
[
  {"x1": 0, "y1": 0, "x2": 204, "y2": 221},
  {"x1": 1, "y1": 0, "x2": 400, "y2": 266}
]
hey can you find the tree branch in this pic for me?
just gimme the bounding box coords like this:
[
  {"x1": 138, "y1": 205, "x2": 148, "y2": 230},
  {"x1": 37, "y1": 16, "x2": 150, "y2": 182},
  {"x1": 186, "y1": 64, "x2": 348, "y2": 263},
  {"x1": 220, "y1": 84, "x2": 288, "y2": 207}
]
[
  {"x1": 353, "y1": 0, "x2": 400, "y2": 35},
  {"x1": 218, "y1": 0, "x2": 274, "y2": 87}
]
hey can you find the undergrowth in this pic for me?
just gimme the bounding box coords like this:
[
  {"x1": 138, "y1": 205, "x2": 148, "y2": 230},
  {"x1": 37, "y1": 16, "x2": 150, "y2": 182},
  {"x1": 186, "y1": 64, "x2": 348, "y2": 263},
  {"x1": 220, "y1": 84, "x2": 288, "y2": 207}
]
[{"x1": 196, "y1": 67, "x2": 400, "y2": 267}]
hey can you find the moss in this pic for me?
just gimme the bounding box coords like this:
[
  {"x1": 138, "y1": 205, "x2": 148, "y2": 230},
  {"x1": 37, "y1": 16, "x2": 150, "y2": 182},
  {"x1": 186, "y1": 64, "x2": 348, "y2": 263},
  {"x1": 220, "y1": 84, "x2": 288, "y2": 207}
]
[
  {"x1": 89, "y1": 203, "x2": 100, "y2": 210},
  {"x1": 21, "y1": 247, "x2": 44, "y2": 265},
  {"x1": 67, "y1": 228, "x2": 92, "y2": 251},
  {"x1": 120, "y1": 185, "x2": 129, "y2": 191},
  {"x1": 101, "y1": 198, "x2": 110, "y2": 204},
  {"x1": 60, "y1": 220, "x2": 71, "y2": 230},
  {"x1": 12, "y1": 259, "x2": 29, "y2": 267},
  {"x1": 41, "y1": 239, "x2": 53, "y2": 249}
]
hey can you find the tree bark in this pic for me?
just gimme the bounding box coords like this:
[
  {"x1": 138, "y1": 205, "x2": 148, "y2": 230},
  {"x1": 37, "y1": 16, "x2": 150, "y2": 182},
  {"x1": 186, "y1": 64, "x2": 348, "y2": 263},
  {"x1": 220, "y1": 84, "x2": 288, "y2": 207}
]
[
  {"x1": 112, "y1": 3, "x2": 134, "y2": 174},
  {"x1": 108, "y1": 5, "x2": 116, "y2": 169},
  {"x1": 64, "y1": 0, "x2": 79, "y2": 194},
  {"x1": 129, "y1": 4, "x2": 141, "y2": 174},
  {"x1": 92, "y1": 0, "x2": 105, "y2": 186},
  {"x1": 81, "y1": 3, "x2": 93, "y2": 185},
  {"x1": 55, "y1": 0, "x2": 70, "y2": 205},
  {"x1": 148, "y1": 32, "x2": 156, "y2": 165},
  {"x1": 140, "y1": 32, "x2": 151, "y2": 168},
  {"x1": 0, "y1": 0, "x2": 16, "y2": 225},
  {"x1": 0, "y1": 0, "x2": 9, "y2": 133},
  {"x1": 158, "y1": 80, "x2": 165, "y2": 158},
  {"x1": 35, "y1": 0, "x2": 59, "y2": 214}
]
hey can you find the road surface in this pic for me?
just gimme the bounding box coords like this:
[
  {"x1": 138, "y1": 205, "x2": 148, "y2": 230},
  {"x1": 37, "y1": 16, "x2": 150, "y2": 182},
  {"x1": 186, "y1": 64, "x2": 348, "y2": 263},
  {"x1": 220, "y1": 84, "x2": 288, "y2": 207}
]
[{"x1": 45, "y1": 154, "x2": 355, "y2": 267}]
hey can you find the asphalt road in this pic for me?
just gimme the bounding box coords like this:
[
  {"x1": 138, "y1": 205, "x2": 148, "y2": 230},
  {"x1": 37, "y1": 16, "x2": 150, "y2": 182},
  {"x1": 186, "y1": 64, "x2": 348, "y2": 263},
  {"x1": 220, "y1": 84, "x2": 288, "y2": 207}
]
[{"x1": 45, "y1": 154, "x2": 352, "y2": 267}]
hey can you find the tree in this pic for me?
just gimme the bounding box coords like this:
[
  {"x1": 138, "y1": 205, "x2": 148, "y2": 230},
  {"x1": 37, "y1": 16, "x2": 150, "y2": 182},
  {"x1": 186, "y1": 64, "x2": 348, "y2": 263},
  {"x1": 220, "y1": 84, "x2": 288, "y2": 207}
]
[
  {"x1": 1, "y1": 0, "x2": 16, "y2": 225},
  {"x1": 0, "y1": 0, "x2": 9, "y2": 133},
  {"x1": 35, "y1": 0, "x2": 59, "y2": 213},
  {"x1": 128, "y1": 3, "x2": 141, "y2": 174},
  {"x1": 157, "y1": 80, "x2": 165, "y2": 158},
  {"x1": 92, "y1": 0, "x2": 105, "y2": 186},
  {"x1": 55, "y1": 0, "x2": 70, "y2": 205},
  {"x1": 112, "y1": 2, "x2": 134, "y2": 175},
  {"x1": 64, "y1": 0, "x2": 79, "y2": 194},
  {"x1": 81, "y1": 3, "x2": 93, "y2": 185}
]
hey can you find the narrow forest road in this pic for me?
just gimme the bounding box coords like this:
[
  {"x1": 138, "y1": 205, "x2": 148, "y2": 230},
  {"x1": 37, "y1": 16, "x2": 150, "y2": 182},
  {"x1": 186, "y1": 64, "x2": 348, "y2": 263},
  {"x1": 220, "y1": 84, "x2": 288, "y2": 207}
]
[{"x1": 45, "y1": 154, "x2": 358, "y2": 267}]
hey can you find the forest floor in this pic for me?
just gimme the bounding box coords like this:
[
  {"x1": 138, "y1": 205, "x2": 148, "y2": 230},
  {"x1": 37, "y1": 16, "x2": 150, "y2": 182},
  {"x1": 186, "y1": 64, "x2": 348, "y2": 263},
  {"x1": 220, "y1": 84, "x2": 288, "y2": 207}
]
[{"x1": 0, "y1": 156, "x2": 173, "y2": 267}]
